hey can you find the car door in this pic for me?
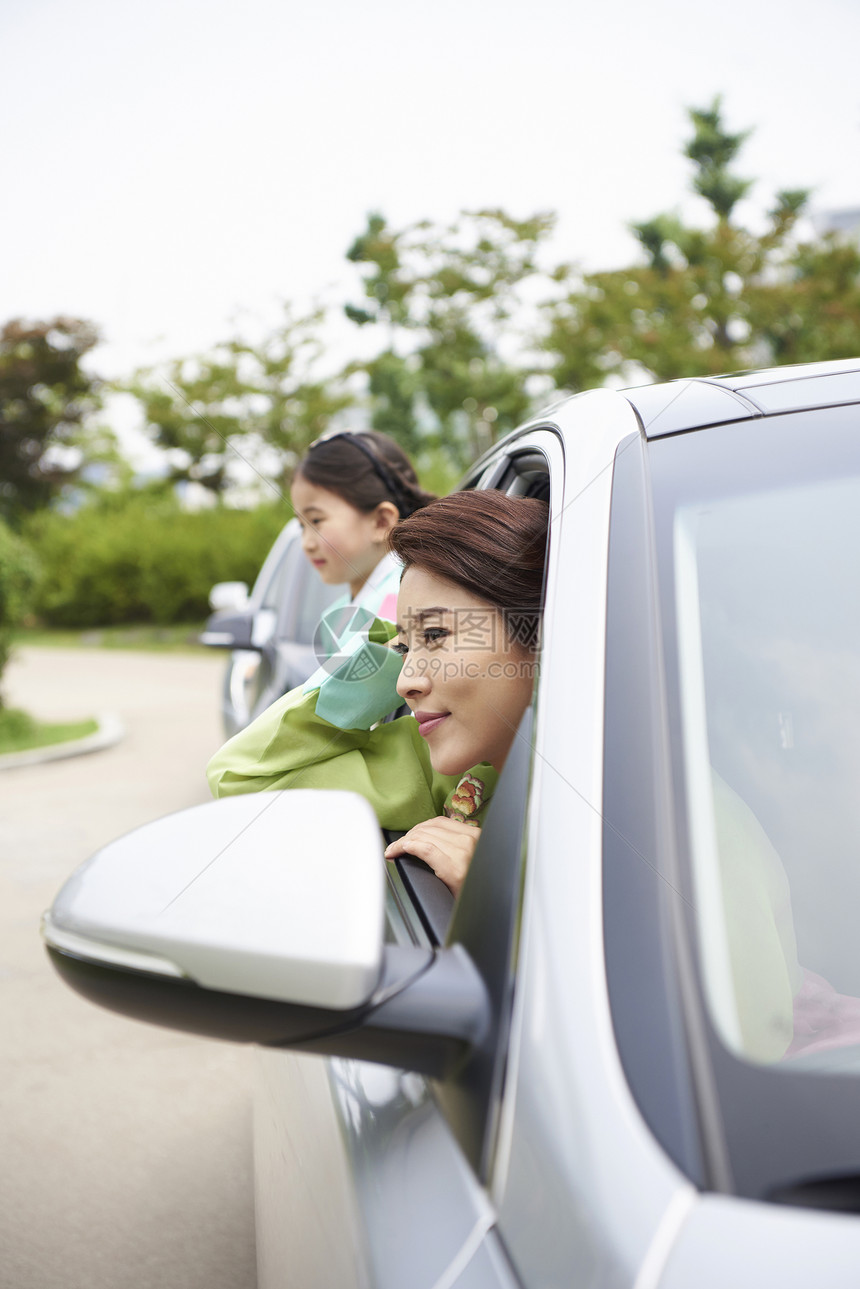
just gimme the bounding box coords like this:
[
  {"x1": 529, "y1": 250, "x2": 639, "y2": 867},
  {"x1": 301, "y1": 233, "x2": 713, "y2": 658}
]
[
  {"x1": 253, "y1": 430, "x2": 562, "y2": 1289},
  {"x1": 221, "y1": 521, "x2": 342, "y2": 734},
  {"x1": 251, "y1": 529, "x2": 342, "y2": 721},
  {"x1": 492, "y1": 394, "x2": 701, "y2": 1287}
]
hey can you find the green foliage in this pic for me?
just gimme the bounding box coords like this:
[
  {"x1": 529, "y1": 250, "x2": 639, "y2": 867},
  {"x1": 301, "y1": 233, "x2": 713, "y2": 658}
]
[
  {"x1": 345, "y1": 209, "x2": 555, "y2": 468},
  {"x1": 122, "y1": 306, "x2": 353, "y2": 499},
  {"x1": 542, "y1": 99, "x2": 860, "y2": 391},
  {"x1": 6, "y1": 98, "x2": 856, "y2": 541},
  {"x1": 15, "y1": 622, "x2": 206, "y2": 650},
  {"x1": 0, "y1": 316, "x2": 102, "y2": 526},
  {"x1": 356, "y1": 349, "x2": 422, "y2": 454},
  {"x1": 346, "y1": 212, "x2": 413, "y2": 329},
  {"x1": 684, "y1": 97, "x2": 752, "y2": 220},
  {"x1": 0, "y1": 708, "x2": 98, "y2": 755},
  {"x1": 0, "y1": 518, "x2": 38, "y2": 701},
  {"x1": 0, "y1": 707, "x2": 35, "y2": 743},
  {"x1": 25, "y1": 495, "x2": 286, "y2": 627},
  {"x1": 408, "y1": 445, "x2": 462, "y2": 498},
  {"x1": 749, "y1": 235, "x2": 860, "y2": 364}
]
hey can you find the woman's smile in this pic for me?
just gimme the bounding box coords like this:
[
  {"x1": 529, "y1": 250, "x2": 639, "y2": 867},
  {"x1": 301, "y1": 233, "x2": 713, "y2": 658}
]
[{"x1": 414, "y1": 710, "x2": 450, "y2": 738}]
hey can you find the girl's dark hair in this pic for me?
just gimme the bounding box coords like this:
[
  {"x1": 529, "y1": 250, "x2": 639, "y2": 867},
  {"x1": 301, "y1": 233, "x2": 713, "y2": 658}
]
[
  {"x1": 296, "y1": 431, "x2": 435, "y2": 519},
  {"x1": 389, "y1": 490, "x2": 549, "y2": 650}
]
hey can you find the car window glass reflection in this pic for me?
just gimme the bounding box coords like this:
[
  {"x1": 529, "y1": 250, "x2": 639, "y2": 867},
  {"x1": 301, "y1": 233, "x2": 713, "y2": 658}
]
[{"x1": 674, "y1": 476, "x2": 860, "y2": 1066}]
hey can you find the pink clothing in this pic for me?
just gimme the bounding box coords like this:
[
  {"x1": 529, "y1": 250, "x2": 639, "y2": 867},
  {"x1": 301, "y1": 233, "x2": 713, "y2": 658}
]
[
  {"x1": 786, "y1": 969, "x2": 860, "y2": 1059},
  {"x1": 377, "y1": 591, "x2": 398, "y2": 622}
]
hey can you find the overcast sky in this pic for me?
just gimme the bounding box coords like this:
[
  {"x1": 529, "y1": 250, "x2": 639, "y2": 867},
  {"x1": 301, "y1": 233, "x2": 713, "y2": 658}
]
[{"x1": 3, "y1": 0, "x2": 859, "y2": 392}]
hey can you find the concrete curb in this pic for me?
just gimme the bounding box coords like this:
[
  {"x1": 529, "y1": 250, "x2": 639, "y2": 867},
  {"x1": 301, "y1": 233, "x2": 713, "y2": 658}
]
[{"x1": 0, "y1": 712, "x2": 125, "y2": 771}]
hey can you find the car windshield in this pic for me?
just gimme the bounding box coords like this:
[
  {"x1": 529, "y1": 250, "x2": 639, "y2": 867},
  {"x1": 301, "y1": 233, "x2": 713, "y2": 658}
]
[{"x1": 648, "y1": 405, "x2": 860, "y2": 1079}]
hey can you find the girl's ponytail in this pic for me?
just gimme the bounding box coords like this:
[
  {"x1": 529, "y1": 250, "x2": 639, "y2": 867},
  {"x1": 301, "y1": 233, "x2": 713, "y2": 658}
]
[{"x1": 364, "y1": 432, "x2": 436, "y2": 518}]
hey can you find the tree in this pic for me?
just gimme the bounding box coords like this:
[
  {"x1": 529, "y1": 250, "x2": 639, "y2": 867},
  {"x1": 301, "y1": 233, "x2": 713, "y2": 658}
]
[
  {"x1": 542, "y1": 98, "x2": 860, "y2": 391},
  {"x1": 124, "y1": 306, "x2": 354, "y2": 501},
  {"x1": 683, "y1": 99, "x2": 752, "y2": 220},
  {"x1": 0, "y1": 316, "x2": 102, "y2": 525},
  {"x1": 0, "y1": 518, "x2": 37, "y2": 701},
  {"x1": 747, "y1": 222, "x2": 860, "y2": 366},
  {"x1": 345, "y1": 209, "x2": 556, "y2": 468},
  {"x1": 124, "y1": 351, "x2": 248, "y2": 498},
  {"x1": 226, "y1": 307, "x2": 355, "y2": 494}
]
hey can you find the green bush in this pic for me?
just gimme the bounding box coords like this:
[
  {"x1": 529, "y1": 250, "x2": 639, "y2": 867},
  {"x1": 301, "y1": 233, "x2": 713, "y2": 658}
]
[
  {"x1": 25, "y1": 495, "x2": 287, "y2": 628},
  {"x1": 0, "y1": 518, "x2": 38, "y2": 695}
]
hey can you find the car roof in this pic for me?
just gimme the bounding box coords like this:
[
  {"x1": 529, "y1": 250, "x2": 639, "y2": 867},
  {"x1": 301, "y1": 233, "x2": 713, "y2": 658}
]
[{"x1": 622, "y1": 357, "x2": 860, "y2": 438}]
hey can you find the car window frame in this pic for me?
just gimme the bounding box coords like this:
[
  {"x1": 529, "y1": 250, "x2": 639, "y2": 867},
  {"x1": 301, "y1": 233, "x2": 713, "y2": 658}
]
[
  {"x1": 379, "y1": 429, "x2": 560, "y2": 1181},
  {"x1": 602, "y1": 428, "x2": 709, "y2": 1188},
  {"x1": 382, "y1": 433, "x2": 556, "y2": 950}
]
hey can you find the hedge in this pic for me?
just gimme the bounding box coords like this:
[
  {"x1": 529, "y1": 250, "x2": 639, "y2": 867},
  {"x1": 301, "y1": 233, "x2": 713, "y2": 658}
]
[
  {"x1": 25, "y1": 496, "x2": 287, "y2": 627},
  {"x1": 0, "y1": 518, "x2": 38, "y2": 689}
]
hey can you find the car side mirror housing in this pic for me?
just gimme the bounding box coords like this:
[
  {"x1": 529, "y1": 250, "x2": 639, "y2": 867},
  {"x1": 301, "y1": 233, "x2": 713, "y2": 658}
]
[
  {"x1": 42, "y1": 792, "x2": 490, "y2": 1078},
  {"x1": 208, "y1": 581, "x2": 249, "y2": 612},
  {"x1": 44, "y1": 792, "x2": 386, "y2": 1009},
  {"x1": 199, "y1": 607, "x2": 256, "y2": 650}
]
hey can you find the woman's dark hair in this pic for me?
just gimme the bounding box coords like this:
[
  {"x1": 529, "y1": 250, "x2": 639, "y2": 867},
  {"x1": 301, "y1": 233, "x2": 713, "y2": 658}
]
[
  {"x1": 389, "y1": 490, "x2": 549, "y2": 650},
  {"x1": 296, "y1": 431, "x2": 435, "y2": 519}
]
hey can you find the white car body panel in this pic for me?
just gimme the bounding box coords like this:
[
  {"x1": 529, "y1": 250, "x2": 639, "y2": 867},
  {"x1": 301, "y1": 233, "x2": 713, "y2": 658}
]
[
  {"x1": 255, "y1": 1051, "x2": 500, "y2": 1289},
  {"x1": 657, "y1": 1194, "x2": 860, "y2": 1288},
  {"x1": 495, "y1": 392, "x2": 692, "y2": 1284}
]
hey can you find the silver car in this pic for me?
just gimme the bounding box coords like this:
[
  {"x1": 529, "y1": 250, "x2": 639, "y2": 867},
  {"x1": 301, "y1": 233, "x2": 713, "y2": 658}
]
[
  {"x1": 201, "y1": 518, "x2": 342, "y2": 736},
  {"x1": 44, "y1": 358, "x2": 860, "y2": 1286}
]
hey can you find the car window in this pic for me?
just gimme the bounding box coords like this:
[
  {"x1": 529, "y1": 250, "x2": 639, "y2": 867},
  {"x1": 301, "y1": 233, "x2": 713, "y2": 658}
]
[
  {"x1": 292, "y1": 560, "x2": 342, "y2": 644},
  {"x1": 382, "y1": 433, "x2": 557, "y2": 1179},
  {"x1": 385, "y1": 440, "x2": 553, "y2": 947},
  {"x1": 259, "y1": 534, "x2": 298, "y2": 613},
  {"x1": 607, "y1": 404, "x2": 860, "y2": 1204},
  {"x1": 672, "y1": 475, "x2": 860, "y2": 1063},
  {"x1": 262, "y1": 531, "x2": 345, "y2": 646},
  {"x1": 499, "y1": 450, "x2": 552, "y2": 502}
]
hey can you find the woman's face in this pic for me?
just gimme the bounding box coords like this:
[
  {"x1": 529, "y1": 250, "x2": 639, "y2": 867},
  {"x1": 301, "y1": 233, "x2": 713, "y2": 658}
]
[
  {"x1": 291, "y1": 476, "x2": 391, "y2": 597},
  {"x1": 394, "y1": 567, "x2": 537, "y2": 777}
]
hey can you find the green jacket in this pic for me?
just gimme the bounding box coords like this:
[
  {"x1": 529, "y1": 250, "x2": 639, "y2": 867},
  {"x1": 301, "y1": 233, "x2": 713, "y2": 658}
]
[
  {"x1": 207, "y1": 618, "x2": 801, "y2": 1064},
  {"x1": 206, "y1": 618, "x2": 497, "y2": 830}
]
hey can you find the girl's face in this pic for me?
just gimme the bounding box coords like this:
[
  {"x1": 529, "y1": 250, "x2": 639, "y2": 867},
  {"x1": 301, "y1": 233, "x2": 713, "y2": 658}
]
[
  {"x1": 394, "y1": 567, "x2": 537, "y2": 777},
  {"x1": 291, "y1": 476, "x2": 395, "y2": 598}
]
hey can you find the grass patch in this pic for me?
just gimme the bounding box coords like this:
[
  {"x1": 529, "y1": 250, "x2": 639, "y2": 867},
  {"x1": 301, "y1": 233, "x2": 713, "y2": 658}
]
[
  {"x1": 0, "y1": 708, "x2": 99, "y2": 756},
  {"x1": 12, "y1": 622, "x2": 209, "y2": 653}
]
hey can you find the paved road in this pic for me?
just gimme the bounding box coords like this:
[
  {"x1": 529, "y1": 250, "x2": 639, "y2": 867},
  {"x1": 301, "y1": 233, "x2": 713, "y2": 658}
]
[{"x1": 0, "y1": 648, "x2": 257, "y2": 1289}]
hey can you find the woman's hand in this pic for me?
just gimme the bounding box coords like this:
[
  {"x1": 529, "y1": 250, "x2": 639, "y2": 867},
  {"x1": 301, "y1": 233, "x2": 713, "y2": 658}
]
[{"x1": 384, "y1": 817, "x2": 481, "y2": 898}]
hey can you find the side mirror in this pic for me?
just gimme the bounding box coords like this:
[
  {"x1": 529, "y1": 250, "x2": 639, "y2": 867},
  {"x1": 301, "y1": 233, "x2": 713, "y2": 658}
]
[
  {"x1": 200, "y1": 584, "x2": 254, "y2": 647},
  {"x1": 44, "y1": 792, "x2": 385, "y2": 1008},
  {"x1": 208, "y1": 581, "x2": 249, "y2": 612},
  {"x1": 199, "y1": 607, "x2": 255, "y2": 650},
  {"x1": 42, "y1": 792, "x2": 489, "y2": 1077},
  {"x1": 199, "y1": 604, "x2": 279, "y2": 652}
]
